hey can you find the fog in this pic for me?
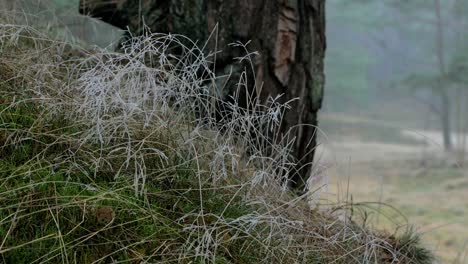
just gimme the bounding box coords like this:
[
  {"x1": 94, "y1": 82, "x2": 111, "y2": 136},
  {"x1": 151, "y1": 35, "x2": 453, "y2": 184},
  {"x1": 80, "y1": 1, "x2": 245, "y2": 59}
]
[{"x1": 320, "y1": 1, "x2": 468, "y2": 262}]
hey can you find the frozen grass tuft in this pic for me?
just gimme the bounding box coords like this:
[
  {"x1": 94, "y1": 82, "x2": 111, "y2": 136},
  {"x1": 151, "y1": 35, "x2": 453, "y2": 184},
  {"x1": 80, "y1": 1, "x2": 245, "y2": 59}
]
[{"x1": 0, "y1": 15, "x2": 434, "y2": 263}]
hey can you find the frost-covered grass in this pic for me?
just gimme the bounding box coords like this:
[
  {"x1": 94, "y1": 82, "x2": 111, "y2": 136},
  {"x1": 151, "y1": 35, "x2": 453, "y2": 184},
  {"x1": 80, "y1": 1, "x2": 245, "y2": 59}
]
[{"x1": 0, "y1": 14, "x2": 434, "y2": 263}]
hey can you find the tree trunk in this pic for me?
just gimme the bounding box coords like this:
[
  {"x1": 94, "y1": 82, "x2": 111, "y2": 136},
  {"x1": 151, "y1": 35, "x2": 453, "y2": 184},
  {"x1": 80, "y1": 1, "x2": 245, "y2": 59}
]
[
  {"x1": 434, "y1": 0, "x2": 452, "y2": 152},
  {"x1": 79, "y1": 0, "x2": 326, "y2": 191},
  {"x1": 440, "y1": 91, "x2": 452, "y2": 151}
]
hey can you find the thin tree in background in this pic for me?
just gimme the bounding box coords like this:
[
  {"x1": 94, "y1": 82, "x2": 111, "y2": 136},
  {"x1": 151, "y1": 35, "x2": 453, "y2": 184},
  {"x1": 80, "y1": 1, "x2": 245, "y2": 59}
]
[{"x1": 434, "y1": 0, "x2": 453, "y2": 152}]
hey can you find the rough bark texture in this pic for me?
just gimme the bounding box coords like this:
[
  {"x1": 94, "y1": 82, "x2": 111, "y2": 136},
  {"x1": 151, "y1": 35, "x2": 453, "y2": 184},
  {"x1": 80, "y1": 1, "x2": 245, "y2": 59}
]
[{"x1": 80, "y1": 0, "x2": 326, "y2": 191}]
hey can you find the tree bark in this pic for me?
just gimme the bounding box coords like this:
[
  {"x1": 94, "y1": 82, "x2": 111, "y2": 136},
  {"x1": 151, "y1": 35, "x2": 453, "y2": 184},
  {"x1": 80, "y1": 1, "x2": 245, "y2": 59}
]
[{"x1": 79, "y1": 0, "x2": 326, "y2": 191}]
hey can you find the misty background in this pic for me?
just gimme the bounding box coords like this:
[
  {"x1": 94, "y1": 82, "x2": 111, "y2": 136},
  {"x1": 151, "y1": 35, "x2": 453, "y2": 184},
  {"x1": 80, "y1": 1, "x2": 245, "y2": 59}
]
[{"x1": 320, "y1": 1, "x2": 468, "y2": 263}]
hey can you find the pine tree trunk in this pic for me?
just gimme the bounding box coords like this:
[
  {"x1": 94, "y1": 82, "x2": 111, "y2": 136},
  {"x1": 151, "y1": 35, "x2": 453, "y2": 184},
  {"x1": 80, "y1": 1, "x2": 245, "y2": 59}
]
[{"x1": 80, "y1": 0, "x2": 326, "y2": 191}]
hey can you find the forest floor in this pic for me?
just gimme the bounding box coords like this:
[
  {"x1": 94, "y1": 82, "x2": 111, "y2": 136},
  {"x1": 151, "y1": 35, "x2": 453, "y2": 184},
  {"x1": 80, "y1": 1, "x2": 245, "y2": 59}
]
[{"x1": 318, "y1": 112, "x2": 468, "y2": 263}]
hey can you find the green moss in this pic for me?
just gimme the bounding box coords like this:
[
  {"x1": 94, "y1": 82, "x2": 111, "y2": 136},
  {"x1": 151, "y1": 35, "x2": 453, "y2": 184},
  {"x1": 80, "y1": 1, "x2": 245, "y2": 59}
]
[
  {"x1": 0, "y1": 105, "x2": 261, "y2": 262},
  {"x1": 0, "y1": 156, "x2": 261, "y2": 262}
]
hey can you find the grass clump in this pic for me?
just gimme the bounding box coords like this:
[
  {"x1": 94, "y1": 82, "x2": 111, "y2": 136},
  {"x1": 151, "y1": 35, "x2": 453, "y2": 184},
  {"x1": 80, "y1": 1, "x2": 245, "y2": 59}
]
[{"x1": 0, "y1": 15, "x2": 435, "y2": 263}]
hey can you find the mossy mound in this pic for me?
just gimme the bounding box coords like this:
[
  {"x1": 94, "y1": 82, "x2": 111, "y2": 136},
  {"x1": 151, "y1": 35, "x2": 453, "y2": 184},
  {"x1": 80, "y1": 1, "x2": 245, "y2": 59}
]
[{"x1": 0, "y1": 18, "x2": 434, "y2": 263}]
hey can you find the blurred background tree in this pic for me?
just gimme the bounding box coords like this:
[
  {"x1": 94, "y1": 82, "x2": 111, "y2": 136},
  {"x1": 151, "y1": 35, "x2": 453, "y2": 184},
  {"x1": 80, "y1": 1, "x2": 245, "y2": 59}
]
[{"x1": 325, "y1": 0, "x2": 468, "y2": 155}]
